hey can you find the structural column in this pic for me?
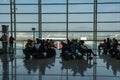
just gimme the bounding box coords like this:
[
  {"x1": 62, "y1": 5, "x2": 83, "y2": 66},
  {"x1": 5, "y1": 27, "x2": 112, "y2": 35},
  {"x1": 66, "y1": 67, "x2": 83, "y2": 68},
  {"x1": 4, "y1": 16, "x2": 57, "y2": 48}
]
[
  {"x1": 93, "y1": 0, "x2": 97, "y2": 80},
  {"x1": 93, "y1": 0, "x2": 97, "y2": 41},
  {"x1": 10, "y1": 0, "x2": 13, "y2": 36},
  {"x1": 66, "y1": 0, "x2": 69, "y2": 40},
  {"x1": 38, "y1": 0, "x2": 42, "y2": 39}
]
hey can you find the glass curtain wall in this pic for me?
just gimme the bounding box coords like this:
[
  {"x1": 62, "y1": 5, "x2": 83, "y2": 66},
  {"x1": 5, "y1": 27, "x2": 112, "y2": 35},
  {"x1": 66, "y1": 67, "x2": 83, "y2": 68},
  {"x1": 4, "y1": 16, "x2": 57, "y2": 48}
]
[
  {"x1": 0, "y1": 0, "x2": 120, "y2": 79},
  {"x1": 97, "y1": 0, "x2": 120, "y2": 40},
  {"x1": 0, "y1": 0, "x2": 120, "y2": 41}
]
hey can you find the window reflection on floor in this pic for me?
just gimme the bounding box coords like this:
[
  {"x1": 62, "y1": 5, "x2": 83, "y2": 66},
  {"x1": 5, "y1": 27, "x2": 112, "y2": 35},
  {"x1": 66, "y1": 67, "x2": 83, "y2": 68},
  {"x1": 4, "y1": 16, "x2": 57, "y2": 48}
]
[{"x1": 0, "y1": 41, "x2": 120, "y2": 80}]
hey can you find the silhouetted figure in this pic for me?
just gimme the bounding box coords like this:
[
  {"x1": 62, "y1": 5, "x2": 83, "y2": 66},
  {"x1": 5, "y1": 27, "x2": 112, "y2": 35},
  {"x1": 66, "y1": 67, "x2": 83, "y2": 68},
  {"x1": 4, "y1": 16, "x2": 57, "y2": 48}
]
[
  {"x1": 77, "y1": 40, "x2": 97, "y2": 59},
  {"x1": 9, "y1": 35, "x2": 15, "y2": 49}
]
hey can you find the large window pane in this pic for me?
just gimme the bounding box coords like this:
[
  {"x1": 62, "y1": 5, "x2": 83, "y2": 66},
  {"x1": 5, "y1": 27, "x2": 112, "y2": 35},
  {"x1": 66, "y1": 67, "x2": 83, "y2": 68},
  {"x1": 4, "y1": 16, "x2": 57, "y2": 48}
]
[
  {"x1": 0, "y1": 14, "x2": 10, "y2": 22},
  {"x1": 16, "y1": 5, "x2": 38, "y2": 13},
  {"x1": 16, "y1": 32, "x2": 33, "y2": 40},
  {"x1": 16, "y1": 14, "x2": 38, "y2": 22},
  {"x1": 42, "y1": 23, "x2": 66, "y2": 31},
  {"x1": 98, "y1": 4, "x2": 120, "y2": 12},
  {"x1": 16, "y1": 24, "x2": 38, "y2": 31},
  {"x1": 98, "y1": 14, "x2": 120, "y2": 21},
  {"x1": 42, "y1": 0, "x2": 66, "y2": 3},
  {"x1": 69, "y1": 5, "x2": 93, "y2": 12},
  {"x1": 16, "y1": 0, "x2": 38, "y2": 3},
  {"x1": 69, "y1": 0, "x2": 93, "y2": 3},
  {"x1": 97, "y1": 23, "x2": 120, "y2": 31},
  {"x1": 69, "y1": 14, "x2": 93, "y2": 22},
  {"x1": 42, "y1": 14, "x2": 66, "y2": 22},
  {"x1": 0, "y1": 5, "x2": 10, "y2": 13},
  {"x1": 69, "y1": 23, "x2": 93, "y2": 31},
  {"x1": 97, "y1": 32, "x2": 120, "y2": 40},
  {"x1": 42, "y1": 5, "x2": 66, "y2": 13},
  {"x1": 42, "y1": 32, "x2": 66, "y2": 40},
  {"x1": 0, "y1": 0, "x2": 10, "y2": 3},
  {"x1": 68, "y1": 32, "x2": 93, "y2": 40},
  {"x1": 98, "y1": 0, "x2": 120, "y2": 2}
]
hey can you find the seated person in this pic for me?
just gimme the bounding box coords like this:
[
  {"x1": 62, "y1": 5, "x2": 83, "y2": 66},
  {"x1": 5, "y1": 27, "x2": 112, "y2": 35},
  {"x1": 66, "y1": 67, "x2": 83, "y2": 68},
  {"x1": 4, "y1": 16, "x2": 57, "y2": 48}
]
[
  {"x1": 60, "y1": 41, "x2": 71, "y2": 58},
  {"x1": 98, "y1": 39, "x2": 107, "y2": 54},
  {"x1": 61, "y1": 41, "x2": 72, "y2": 52},
  {"x1": 77, "y1": 40, "x2": 97, "y2": 58},
  {"x1": 109, "y1": 38, "x2": 119, "y2": 57},
  {"x1": 98, "y1": 39, "x2": 107, "y2": 50},
  {"x1": 23, "y1": 39, "x2": 34, "y2": 58},
  {"x1": 34, "y1": 38, "x2": 41, "y2": 52}
]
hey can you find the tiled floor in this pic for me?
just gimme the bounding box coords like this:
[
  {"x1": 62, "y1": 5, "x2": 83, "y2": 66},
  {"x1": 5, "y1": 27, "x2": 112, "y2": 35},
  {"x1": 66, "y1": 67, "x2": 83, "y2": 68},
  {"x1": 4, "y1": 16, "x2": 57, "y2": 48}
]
[{"x1": 0, "y1": 49, "x2": 120, "y2": 80}]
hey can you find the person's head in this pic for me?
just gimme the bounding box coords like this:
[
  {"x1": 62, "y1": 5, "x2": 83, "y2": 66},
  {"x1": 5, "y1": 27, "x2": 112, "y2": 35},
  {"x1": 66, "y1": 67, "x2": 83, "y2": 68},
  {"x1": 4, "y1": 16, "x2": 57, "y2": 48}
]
[
  {"x1": 103, "y1": 39, "x2": 106, "y2": 42},
  {"x1": 27, "y1": 39, "x2": 31, "y2": 43},
  {"x1": 61, "y1": 41, "x2": 64, "y2": 44},
  {"x1": 80, "y1": 40, "x2": 84, "y2": 44}
]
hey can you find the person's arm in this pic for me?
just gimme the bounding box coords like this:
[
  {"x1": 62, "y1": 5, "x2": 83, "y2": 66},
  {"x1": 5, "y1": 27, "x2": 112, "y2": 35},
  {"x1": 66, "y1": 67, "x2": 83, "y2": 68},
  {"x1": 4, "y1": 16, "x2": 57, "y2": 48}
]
[{"x1": 81, "y1": 45, "x2": 88, "y2": 50}]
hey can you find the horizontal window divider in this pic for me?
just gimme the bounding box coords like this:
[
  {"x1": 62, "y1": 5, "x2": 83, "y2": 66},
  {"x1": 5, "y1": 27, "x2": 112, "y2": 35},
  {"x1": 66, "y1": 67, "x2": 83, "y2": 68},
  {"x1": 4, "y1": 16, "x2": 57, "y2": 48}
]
[
  {"x1": 9, "y1": 31, "x2": 120, "y2": 33},
  {"x1": 41, "y1": 3, "x2": 67, "y2": 5},
  {"x1": 1, "y1": 73, "x2": 94, "y2": 77},
  {"x1": 48, "y1": 30, "x2": 94, "y2": 32},
  {"x1": 0, "y1": 22, "x2": 38, "y2": 24},
  {"x1": 42, "y1": 13, "x2": 67, "y2": 14},
  {"x1": 0, "y1": 22, "x2": 10, "y2": 23},
  {"x1": 42, "y1": 22, "x2": 120, "y2": 23},
  {"x1": 97, "y1": 12, "x2": 120, "y2": 14},
  {"x1": 0, "y1": 21, "x2": 120, "y2": 24},
  {"x1": 0, "y1": 12, "x2": 93, "y2": 14},
  {"x1": 0, "y1": 12, "x2": 120, "y2": 15},
  {"x1": 15, "y1": 31, "x2": 66, "y2": 32},
  {"x1": 97, "y1": 21, "x2": 120, "y2": 23},
  {"x1": 41, "y1": 31, "x2": 66, "y2": 32},
  {"x1": 42, "y1": 31, "x2": 93, "y2": 32},
  {"x1": 0, "y1": 13, "x2": 10, "y2": 14},
  {"x1": 97, "y1": 2, "x2": 120, "y2": 4},
  {"x1": 15, "y1": 22, "x2": 38, "y2": 23},
  {"x1": 67, "y1": 31, "x2": 120, "y2": 32},
  {"x1": 96, "y1": 30, "x2": 120, "y2": 32},
  {"x1": 0, "y1": 4, "x2": 10, "y2": 5},
  {"x1": 42, "y1": 12, "x2": 94, "y2": 14},
  {"x1": 42, "y1": 22, "x2": 94, "y2": 23},
  {"x1": 0, "y1": 2, "x2": 120, "y2": 5},
  {"x1": 16, "y1": 13, "x2": 66, "y2": 14},
  {"x1": 0, "y1": 13, "x2": 38, "y2": 14},
  {"x1": 42, "y1": 3, "x2": 94, "y2": 5},
  {"x1": 13, "y1": 3, "x2": 66, "y2": 5},
  {"x1": 0, "y1": 30, "x2": 120, "y2": 33},
  {"x1": 72, "y1": 22, "x2": 94, "y2": 23},
  {"x1": 1, "y1": 3, "x2": 93, "y2": 5},
  {"x1": 16, "y1": 13, "x2": 38, "y2": 14},
  {"x1": 0, "y1": 3, "x2": 38, "y2": 5},
  {"x1": 14, "y1": 3, "x2": 38, "y2": 5}
]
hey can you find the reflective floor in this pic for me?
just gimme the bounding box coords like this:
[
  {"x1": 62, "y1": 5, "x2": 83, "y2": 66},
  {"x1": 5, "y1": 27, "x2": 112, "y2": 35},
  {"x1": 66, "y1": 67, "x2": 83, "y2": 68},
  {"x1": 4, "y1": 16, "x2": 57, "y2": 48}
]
[{"x1": 0, "y1": 48, "x2": 120, "y2": 80}]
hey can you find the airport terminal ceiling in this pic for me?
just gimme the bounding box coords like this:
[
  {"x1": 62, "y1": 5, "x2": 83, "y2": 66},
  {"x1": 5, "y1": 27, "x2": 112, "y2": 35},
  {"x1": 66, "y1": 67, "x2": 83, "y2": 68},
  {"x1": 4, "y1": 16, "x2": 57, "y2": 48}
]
[{"x1": 0, "y1": 0, "x2": 120, "y2": 41}]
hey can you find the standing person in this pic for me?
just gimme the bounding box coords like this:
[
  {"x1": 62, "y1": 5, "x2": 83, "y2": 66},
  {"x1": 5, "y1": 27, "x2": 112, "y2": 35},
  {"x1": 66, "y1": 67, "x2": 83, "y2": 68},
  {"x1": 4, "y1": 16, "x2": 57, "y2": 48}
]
[{"x1": 9, "y1": 35, "x2": 15, "y2": 48}]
